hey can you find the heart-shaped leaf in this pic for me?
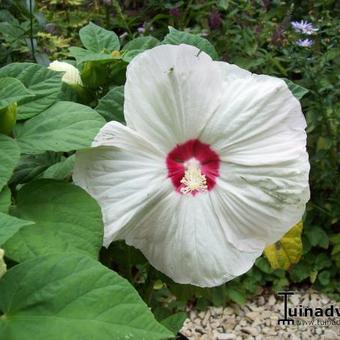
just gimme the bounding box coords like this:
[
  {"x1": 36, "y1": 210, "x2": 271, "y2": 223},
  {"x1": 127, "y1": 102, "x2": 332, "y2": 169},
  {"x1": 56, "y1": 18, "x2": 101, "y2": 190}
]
[
  {"x1": 0, "y1": 212, "x2": 33, "y2": 246},
  {"x1": 0, "y1": 253, "x2": 173, "y2": 340},
  {"x1": 16, "y1": 101, "x2": 105, "y2": 154},
  {"x1": 163, "y1": 26, "x2": 219, "y2": 60},
  {"x1": 4, "y1": 180, "x2": 103, "y2": 262},
  {"x1": 80, "y1": 22, "x2": 120, "y2": 52},
  {"x1": 96, "y1": 86, "x2": 124, "y2": 122},
  {"x1": 0, "y1": 63, "x2": 63, "y2": 120},
  {"x1": 0, "y1": 77, "x2": 34, "y2": 110},
  {"x1": 0, "y1": 134, "x2": 20, "y2": 191}
]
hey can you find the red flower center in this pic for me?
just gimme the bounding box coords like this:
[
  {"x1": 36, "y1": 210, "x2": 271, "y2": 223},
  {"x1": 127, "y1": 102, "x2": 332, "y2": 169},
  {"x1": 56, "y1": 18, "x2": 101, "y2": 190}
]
[{"x1": 166, "y1": 139, "x2": 220, "y2": 195}]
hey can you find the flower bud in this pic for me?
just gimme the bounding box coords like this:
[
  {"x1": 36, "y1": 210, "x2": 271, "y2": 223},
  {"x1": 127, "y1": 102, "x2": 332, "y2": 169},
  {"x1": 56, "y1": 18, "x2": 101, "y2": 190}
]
[
  {"x1": 48, "y1": 61, "x2": 83, "y2": 86},
  {"x1": 0, "y1": 102, "x2": 17, "y2": 136},
  {"x1": 0, "y1": 248, "x2": 6, "y2": 279}
]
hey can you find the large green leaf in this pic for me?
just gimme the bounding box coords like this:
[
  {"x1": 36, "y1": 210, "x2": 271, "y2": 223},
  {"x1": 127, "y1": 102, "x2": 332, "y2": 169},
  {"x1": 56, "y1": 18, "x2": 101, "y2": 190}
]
[
  {"x1": 0, "y1": 77, "x2": 34, "y2": 110},
  {"x1": 4, "y1": 180, "x2": 103, "y2": 262},
  {"x1": 96, "y1": 86, "x2": 124, "y2": 122},
  {"x1": 10, "y1": 152, "x2": 60, "y2": 184},
  {"x1": 69, "y1": 47, "x2": 116, "y2": 64},
  {"x1": 0, "y1": 253, "x2": 173, "y2": 340},
  {"x1": 283, "y1": 79, "x2": 309, "y2": 100},
  {"x1": 124, "y1": 36, "x2": 160, "y2": 51},
  {"x1": 160, "y1": 312, "x2": 187, "y2": 334},
  {"x1": 80, "y1": 22, "x2": 120, "y2": 52},
  {"x1": 42, "y1": 155, "x2": 75, "y2": 180},
  {"x1": 16, "y1": 101, "x2": 105, "y2": 154},
  {"x1": 0, "y1": 212, "x2": 33, "y2": 246},
  {"x1": 163, "y1": 26, "x2": 219, "y2": 60},
  {"x1": 0, "y1": 63, "x2": 63, "y2": 120},
  {"x1": 0, "y1": 186, "x2": 11, "y2": 213},
  {"x1": 0, "y1": 134, "x2": 20, "y2": 191}
]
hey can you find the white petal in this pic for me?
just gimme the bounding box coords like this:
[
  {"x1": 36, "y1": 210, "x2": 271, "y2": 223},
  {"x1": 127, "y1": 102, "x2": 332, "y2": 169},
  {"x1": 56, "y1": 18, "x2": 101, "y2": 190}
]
[
  {"x1": 48, "y1": 60, "x2": 83, "y2": 86},
  {"x1": 124, "y1": 44, "x2": 224, "y2": 152},
  {"x1": 200, "y1": 62, "x2": 307, "y2": 152},
  {"x1": 210, "y1": 161, "x2": 309, "y2": 252},
  {"x1": 118, "y1": 192, "x2": 262, "y2": 287},
  {"x1": 73, "y1": 122, "x2": 169, "y2": 246},
  {"x1": 199, "y1": 62, "x2": 309, "y2": 251}
]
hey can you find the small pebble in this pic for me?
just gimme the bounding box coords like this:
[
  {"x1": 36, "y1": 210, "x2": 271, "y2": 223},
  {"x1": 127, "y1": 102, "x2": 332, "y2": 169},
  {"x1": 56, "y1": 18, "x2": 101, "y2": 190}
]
[
  {"x1": 180, "y1": 288, "x2": 340, "y2": 340},
  {"x1": 217, "y1": 334, "x2": 236, "y2": 340}
]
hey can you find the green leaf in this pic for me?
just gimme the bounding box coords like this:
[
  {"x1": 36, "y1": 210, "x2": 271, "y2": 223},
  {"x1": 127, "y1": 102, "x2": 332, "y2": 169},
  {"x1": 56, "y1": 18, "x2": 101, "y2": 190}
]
[
  {"x1": 96, "y1": 86, "x2": 124, "y2": 122},
  {"x1": 42, "y1": 155, "x2": 75, "y2": 180},
  {"x1": 0, "y1": 253, "x2": 173, "y2": 340},
  {"x1": 0, "y1": 134, "x2": 20, "y2": 191},
  {"x1": 16, "y1": 101, "x2": 105, "y2": 154},
  {"x1": 305, "y1": 226, "x2": 329, "y2": 249},
  {"x1": 314, "y1": 253, "x2": 332, "y2": 270},
  {"x1": 0, "y1": 186, "x2": 11, "y2": 213},
  {"x1": 163, "y1": 26, "x2": 219, "y2": 60},
  {"x1": 4, "y1": 180, "x2": 103, "y2": 262},
  {"x1": 0, "y1": 63, "x2": 63, "y2": 120},
  {"x1": 255, "y1": 257, "x2": 273, "y2": 274},
  {"x1": 79, "y1": 22, "x2": 120, "y2": 52},
  {"x1": 318, "y1": 270, "x2": 331, "y2": 286},
  {"x1": 124, "y1": 36, "x2": 160, "y2": 51},
  {"x1": 290, "y1": 260, "x2": 313, "y2": 282},
  {"x1": 69, "y1": 47, "x2": 115, "y2": 64},
  {"x1": 264, "y1": 222, "x2": 303, "y2": 270},
  {"x1": 0, "y1": 77, "x2": 34, "y2": 110},
  {"x1": 0, "y1": 212, "x2": 33, "y2": 246},
  {"x1": 10, "y1": 152, "x2": 60, "y2": 184},
  {"x1": 160, "y1": 312, "x2": 187, "y2": 334},
  {"x1": 227, "y1": 288, "x2": 246, "y2": 304},
  {"x1": 283, "y1": 79, "x2": 309, "y2": 100},
  {"x1": 122, "y1": 49, "x2": 144, "y2": 63}
]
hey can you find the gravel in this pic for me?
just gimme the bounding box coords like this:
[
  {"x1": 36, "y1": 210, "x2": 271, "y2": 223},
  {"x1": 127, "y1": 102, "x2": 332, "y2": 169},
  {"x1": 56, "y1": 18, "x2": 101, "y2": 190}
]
[{"x1": 180, "y1": 289, "x2": 340, "y2": 339}]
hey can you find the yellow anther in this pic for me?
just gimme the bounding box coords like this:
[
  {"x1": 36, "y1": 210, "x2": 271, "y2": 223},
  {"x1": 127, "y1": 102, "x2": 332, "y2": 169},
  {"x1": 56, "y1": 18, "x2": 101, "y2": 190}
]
[{"x1": 180, "y1": 162, "x2": 208, "y2": 195}]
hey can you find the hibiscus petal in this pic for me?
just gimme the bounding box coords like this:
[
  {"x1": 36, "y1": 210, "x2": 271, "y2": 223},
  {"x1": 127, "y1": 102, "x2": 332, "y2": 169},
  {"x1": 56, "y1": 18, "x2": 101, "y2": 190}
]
[
  {"x1": 199, "y1": 62, "x2": 309, "y2": 252},
  {"x1": 124, "y1": 44, "x2": 224, "y2": 152},
  {"x1": 73, "y1": 122, "x2": 170, "y2": 246},
  {"x1": 118, "y1": 192, "x2": 262, "y2": 287}
]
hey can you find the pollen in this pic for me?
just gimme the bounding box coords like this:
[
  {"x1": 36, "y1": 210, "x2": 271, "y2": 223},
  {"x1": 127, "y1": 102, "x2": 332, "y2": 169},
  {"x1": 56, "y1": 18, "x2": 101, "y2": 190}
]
[{"x1": 180, "y1": 161, "x2": 208, "y2": 195}]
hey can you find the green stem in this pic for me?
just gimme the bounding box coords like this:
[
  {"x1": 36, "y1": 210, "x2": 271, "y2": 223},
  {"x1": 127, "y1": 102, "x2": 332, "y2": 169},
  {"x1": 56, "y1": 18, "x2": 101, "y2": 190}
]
[
  {"x1": 112, "y1": 0, "x2": 132, "y2": 36},
  {"x1": 29, "y1": 0, "x2": 35, "y2": 60}
]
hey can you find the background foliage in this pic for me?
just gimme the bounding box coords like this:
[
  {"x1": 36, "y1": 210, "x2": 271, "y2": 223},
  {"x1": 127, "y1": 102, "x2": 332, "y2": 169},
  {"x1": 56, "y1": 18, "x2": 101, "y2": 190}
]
[{"x1": 0, "y1": 0, "x2": 339, "y2": 338}]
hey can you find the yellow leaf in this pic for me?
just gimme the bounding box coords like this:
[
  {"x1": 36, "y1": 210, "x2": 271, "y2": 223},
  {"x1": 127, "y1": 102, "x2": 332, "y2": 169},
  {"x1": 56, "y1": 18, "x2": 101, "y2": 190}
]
[{"x1": 264, "y1": 221, "x2": 303, "y2": 270}]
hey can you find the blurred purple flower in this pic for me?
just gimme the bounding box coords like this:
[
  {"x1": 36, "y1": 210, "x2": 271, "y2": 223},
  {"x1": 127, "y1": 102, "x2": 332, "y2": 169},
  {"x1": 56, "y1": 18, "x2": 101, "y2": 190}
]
[
  {"x1": 169, "y1": 7, "x2": 180, "y2": 17},
  {"x1": 291, "y1": 20, "x2": 318, "y2": 35},
  {"x1": 137, "y1": 23, "x2": 154, "y2": 35},
  {"x1": 296, "y1": 38, "x2": 314, "y2": 47},
  {"x1": 137, "y1": 26, "x2": 145, "y2": 34},
  {"x1": 209, "y1": 9, "x2": 222, "y2": 30}
]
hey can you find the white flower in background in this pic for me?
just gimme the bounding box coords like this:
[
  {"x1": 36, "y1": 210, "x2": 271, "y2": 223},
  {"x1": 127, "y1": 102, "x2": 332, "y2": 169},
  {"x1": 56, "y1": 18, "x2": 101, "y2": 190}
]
[
  {"x1": 73, "y1": 44, "x2": 310, "y2": 287},
  {"x1": 48, "y1": 60, "x2": 83, "y2": 86},
  {"x1": 0, "y1": 248, "x2": 6, "y2": 279},
  {"x1": 296, "y1": 39, "x2": 314, "y2": 47},
  {"x1": 291, "y1": 20, "x2": 318, "y2": 35}
]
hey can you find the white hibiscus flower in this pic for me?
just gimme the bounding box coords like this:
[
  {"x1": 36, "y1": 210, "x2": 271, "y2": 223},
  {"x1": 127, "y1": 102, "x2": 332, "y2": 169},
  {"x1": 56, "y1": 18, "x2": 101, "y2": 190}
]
[
  {"x1": 73, "y1": 44, "x2": 310, "y2": 287},
  {"x1": 48, "y1": 60, "x2": 83, "y2": 86}
]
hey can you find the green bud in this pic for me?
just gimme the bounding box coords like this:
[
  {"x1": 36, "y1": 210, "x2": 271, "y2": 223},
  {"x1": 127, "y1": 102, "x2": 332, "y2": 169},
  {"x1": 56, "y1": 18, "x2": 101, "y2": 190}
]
[
  {"x1": 81, "y1": 62, "x2": 108, "y2": 89},
  {"x1": 0, "y1": 102, "x2": 17, "y2": 136}
]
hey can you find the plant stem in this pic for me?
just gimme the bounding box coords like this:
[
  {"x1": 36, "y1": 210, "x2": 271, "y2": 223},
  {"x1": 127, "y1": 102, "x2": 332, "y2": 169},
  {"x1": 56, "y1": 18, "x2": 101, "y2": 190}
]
[{"x1": 29, "y1": 0, "x2": 35, "y2": 60}]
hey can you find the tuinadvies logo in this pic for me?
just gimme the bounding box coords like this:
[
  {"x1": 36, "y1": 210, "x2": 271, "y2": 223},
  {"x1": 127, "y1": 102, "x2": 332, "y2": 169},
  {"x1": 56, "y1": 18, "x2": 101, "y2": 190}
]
[{"x1": 278, "y1": 291, "x2": 340, "y2": 326}]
